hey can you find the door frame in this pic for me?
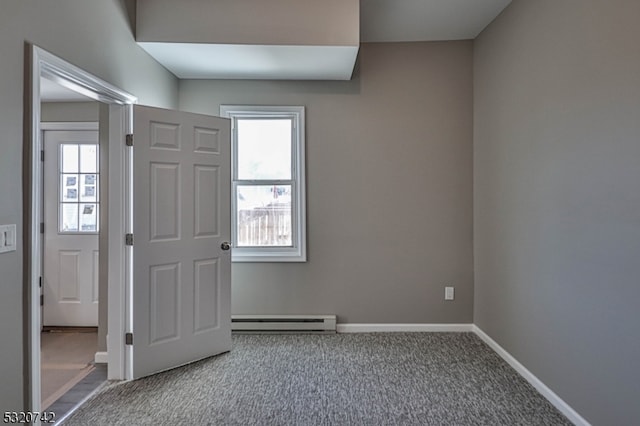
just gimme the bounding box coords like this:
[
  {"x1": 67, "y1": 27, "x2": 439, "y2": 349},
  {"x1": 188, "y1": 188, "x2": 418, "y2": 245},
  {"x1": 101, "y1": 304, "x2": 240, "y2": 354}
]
[{"x1": 25, "y1": 44, "x2": 137, "y2": 413}]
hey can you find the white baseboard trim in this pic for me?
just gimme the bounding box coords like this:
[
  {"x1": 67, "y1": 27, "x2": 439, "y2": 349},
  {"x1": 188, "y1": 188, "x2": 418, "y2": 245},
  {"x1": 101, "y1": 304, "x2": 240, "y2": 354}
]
[
  {"x1": 94, "y1": 351, "x2": 108, "y2": 364},
  {"x1": 472, "y1": 325, "x2": 590, "y2": 426},
  {"x1": 336, "y1": 323, "x2": 474, "y2": 333},
  {"x1": 335, "y1": 322, "x2": 588, "y2": 425}
]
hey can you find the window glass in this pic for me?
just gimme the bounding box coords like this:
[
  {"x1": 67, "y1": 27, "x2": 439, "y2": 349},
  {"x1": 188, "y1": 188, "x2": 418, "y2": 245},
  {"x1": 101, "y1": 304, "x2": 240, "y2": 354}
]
[
  {"x1": 60, "y1": 203, "x2": 79, "y2": 232},
  {"x1": 79, "y1": 145, "x2": 98, "y2": 173},
  {"x1": 61, "y1": 174, "x2": 79, "y2": 202},
  {"x1": 80, "y1": 203, "x2": 98, "y2": 232},
  {"x1": 61, "y1": 144, "x2": 79, "y2": 173},
  {"x1": 236, "y1": 185, "x2": 292, "y2": 247},
  {"x1": 79, "y1": 174, "x2": 98, "y2": 202},
  {"x1": 237, "y1": 119, "x2": 292, "y2": 180},
  {"x1": 59, "y1": 143, "x2": 99, "y2": 233}
]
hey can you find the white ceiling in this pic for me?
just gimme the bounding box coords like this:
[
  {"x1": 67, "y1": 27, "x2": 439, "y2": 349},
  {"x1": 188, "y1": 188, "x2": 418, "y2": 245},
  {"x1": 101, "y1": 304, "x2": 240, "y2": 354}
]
[{"x1": 138, "y1": 43, "x2": 360, "y2": 80}]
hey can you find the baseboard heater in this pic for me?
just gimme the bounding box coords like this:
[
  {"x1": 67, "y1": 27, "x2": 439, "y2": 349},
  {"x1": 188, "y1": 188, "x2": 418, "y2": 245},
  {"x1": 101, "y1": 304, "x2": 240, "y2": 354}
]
[{"x1": 231, "y1": 315, "x2": 336, "y2": 334}]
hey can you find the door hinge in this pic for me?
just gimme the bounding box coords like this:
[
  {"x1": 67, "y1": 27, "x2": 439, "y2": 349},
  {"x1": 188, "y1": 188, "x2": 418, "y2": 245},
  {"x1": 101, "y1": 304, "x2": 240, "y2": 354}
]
[
  {"x1": 125, "y1": 332, "x2": 133, "y2": 345},
  {"x1": 40, "y1": 294, "x2": 44, "y2": 307},
  {"x1": 39, "y1": 276, "x2": 42, "y2": 288},
  {"x1": 125, "y1": 233, "x2": 134, "y2": 246},
  {"x1": 40, "y1": 150, "x2": 45, "y2": 162},
  {"x1": 40, "y1": 222, "x2": 44, "y2": 234},
  {"x1": 125, "y1": 134, "x2": 134, "y2": 147}
]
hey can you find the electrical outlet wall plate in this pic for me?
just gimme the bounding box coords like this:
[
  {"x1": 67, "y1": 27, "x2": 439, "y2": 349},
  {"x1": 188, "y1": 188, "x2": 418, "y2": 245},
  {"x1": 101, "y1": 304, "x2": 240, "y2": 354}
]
[{"x1": 0, "y1": 224, "x2": 17, "y2": 253}]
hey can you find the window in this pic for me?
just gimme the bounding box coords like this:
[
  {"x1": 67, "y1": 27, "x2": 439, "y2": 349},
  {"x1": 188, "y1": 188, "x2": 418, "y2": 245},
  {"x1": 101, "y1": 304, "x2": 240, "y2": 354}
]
[
  {"x1": 59, "y1": 143, "x2": 99, "y2": 233},
  {"x1": 221, "y1": 106, "x2": 306, "y2": 262}
]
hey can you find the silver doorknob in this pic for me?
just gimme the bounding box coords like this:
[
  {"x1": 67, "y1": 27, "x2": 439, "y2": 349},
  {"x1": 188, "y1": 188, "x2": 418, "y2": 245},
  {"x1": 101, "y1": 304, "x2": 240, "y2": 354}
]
[{"x1": 221, "y1": 242, "x2": 231, "y2": 251}]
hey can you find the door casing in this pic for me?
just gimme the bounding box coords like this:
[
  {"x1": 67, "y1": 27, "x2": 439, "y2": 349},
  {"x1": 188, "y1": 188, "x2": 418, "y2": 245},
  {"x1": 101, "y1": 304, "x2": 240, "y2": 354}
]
[{"x1": 25, "y1": 44, "x2": 137, "y2": 414}]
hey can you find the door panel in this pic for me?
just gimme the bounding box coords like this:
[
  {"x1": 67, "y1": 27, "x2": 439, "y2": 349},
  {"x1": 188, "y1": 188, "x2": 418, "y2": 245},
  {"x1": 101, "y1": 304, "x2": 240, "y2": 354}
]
[
  {"x1": 131, "y1": 105, "x2": 231, "y2": 379},
  {"x1": 43, "y1": 130, "x2": 99, "y2": 327}
]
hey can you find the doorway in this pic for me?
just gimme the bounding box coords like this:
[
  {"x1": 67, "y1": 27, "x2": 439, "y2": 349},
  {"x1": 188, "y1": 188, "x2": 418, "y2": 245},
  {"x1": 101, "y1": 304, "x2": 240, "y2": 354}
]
[
  {"x1": 42, "y1": 127, "x2": 99, "y2": 328},
  {"x1": 40, "y1": 119, "x2": 101, "y2": 411},
  {"x1": 26, "y1": 44, "x2": 233, "y2": 417},
  {"x1": 25, "y1": 44, "x2": 137, "y2": 414}
]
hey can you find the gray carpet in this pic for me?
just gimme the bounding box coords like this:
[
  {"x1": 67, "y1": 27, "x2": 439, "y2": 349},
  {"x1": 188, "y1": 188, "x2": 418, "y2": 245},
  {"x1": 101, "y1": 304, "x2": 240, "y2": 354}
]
[{"x1": 64, "y1": 333, "x2": 571, "y2": 425}]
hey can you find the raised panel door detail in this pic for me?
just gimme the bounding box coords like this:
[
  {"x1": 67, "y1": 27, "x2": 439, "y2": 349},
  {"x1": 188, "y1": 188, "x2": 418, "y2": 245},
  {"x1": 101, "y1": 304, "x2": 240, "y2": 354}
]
[
  {"x1": 194, "y1": 127, "x2": 220, "y2": 154},
  {"x1": 194, "y1": 259, "x2": 219, "y2": 333},
  {"x1": 150, "y1": 263, "x2": 181, "y2": 345},
  {"x1": 132, "y1": 104, "x2": 231, "y2": 379},
  {"x1": 58, "y1": 250, "x2": 81, "y2": 302},
  {"x1": 150, "y1": 121, "x2": 181, "y2": 150},
  {"x1": 194, "y1": 165, "x2": 219, "y2": 238},
  {"x1": 150, "y1": 162, "x2": 181, "y2": 241}
]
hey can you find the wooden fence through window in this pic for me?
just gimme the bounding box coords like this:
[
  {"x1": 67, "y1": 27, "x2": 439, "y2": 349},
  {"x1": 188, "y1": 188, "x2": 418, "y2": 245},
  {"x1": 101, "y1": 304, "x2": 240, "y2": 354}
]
[{"x1": 237, "y1": 203, "x2": 292, "y2": 246}]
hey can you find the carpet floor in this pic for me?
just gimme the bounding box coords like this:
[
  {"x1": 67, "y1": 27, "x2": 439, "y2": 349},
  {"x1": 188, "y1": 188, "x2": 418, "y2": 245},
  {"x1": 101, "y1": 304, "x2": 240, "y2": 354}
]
[{"x1": 64, "y1": 333, "x2": 571, "y2": 425}]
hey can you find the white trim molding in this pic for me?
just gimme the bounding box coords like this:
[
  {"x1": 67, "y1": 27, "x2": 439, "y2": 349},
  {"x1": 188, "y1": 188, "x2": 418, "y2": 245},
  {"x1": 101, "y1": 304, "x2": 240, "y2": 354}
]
[
  {"x1": 472, "y1": 325, "x2": 591, "y2": 426},
  {"x1": 336, "y1": 323, "x2": 589, "y2": 425},
  {"x1": 40, "y1": 121, "x2": 98, "y2": 131},
  {"x1": 220, "y1": 105, "x2": 307, "y2": 262},
  {"x1": 26, "y1": 44, "x2": 137, "y2": 414},
  {"x1": 94, "y1": 351, "x2": 109, "y2": 364},
  {"x1": 337, "y1": 323, "x2": 474, "y2": 333}
]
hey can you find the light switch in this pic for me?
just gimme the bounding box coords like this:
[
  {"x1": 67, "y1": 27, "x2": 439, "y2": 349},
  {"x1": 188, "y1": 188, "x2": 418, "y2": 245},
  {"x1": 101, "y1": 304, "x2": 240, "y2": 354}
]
[
  {"x1": 0, "y1": 224, "x2": 17, "y2": 254},
  {"x1": 444, "y1": 286, "x2": 455, "y2": 301}
]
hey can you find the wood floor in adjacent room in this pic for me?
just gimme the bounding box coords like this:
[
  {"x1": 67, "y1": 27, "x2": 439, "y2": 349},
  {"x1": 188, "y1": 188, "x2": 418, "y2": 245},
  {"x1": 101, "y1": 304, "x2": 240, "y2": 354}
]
[{"x1": 41, "y1": 329, "x2": 98, "y2": 410}]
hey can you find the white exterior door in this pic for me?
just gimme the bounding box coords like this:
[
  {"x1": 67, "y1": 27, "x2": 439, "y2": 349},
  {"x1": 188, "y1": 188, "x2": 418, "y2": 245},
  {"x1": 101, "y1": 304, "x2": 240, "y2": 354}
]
[
  {"x1": 43, "y1": 130, "x2": 100, "y2": 327},
  {"x1": 131, "y1": 105, "x2": 232, "y2": 379}
]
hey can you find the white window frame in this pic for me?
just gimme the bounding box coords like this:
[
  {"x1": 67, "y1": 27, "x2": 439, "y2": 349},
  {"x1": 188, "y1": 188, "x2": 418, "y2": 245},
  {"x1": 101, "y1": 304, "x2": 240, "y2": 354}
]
[{"x1": 221, "y1": 105, "x2": 307, "y2": 262}]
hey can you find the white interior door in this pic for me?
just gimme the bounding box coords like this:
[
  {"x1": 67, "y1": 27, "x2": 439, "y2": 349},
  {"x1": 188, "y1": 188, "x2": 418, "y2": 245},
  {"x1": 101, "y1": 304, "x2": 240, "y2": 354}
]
[
  {"x1": 131, "y1": 105, "x2": 232, "y2": 379},
  {"x1": 43, "y1": 130, "x2": 100, "y2": 327}
]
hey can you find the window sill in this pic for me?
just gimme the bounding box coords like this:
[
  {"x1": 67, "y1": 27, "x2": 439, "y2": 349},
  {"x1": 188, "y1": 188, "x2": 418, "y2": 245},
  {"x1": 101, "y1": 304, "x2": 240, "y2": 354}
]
[{"x1": 232, "y1": 248, "x2": 306, "y2": 263}]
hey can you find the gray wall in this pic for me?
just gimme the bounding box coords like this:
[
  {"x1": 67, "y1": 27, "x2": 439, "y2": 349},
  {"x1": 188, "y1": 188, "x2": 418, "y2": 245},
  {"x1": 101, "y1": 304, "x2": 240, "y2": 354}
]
[
  {"x1": 137, "y1": 0, "x2": 359, "y2": 46},
  {"x1": 180, "y1": 42, "x2": 474, "y2": 324},
  {"x1": 0, "y1": 0, "x2": 177, "y2": 412},
  {"x1": 474, "y1": 0, "x2": 640, "y2": 424},
  {"x1": 41, "y1": 102, "x2": 99, "y2": 122}
]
